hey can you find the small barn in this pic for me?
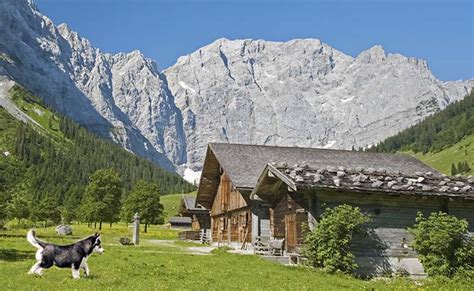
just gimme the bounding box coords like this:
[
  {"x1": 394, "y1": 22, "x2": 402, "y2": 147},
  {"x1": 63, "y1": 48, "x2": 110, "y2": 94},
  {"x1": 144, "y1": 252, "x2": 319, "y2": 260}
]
[{"x1": 179, "y1": 195, "x2": 211, "y2": 231}]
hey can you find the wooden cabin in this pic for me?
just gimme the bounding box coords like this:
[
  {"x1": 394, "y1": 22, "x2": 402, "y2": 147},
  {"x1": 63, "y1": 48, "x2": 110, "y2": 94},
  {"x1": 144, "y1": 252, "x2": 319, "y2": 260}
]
[
  {"x1": 196, "y1": 143, "x2": 439, "y2": 249},
  {"x1": 178, "y1": 195, "x2": 211, "y2": 231},
  {"x1": 251, "y1": 164, "x2": 474, "y2": 276}
]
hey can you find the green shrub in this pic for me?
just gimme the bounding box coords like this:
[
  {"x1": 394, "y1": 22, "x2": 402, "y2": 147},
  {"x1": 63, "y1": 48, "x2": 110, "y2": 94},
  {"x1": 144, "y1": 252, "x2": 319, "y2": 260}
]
[
  {"x1": 409, "y1": 212, "x2": 474, "y2": 278},
  {"x1": 302, "y1": 204, "x2": 370, "y2": 274}
]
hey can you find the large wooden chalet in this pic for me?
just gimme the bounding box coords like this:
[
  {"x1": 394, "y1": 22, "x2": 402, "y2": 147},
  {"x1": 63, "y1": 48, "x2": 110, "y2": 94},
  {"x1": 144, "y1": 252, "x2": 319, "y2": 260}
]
[{"x1": 196, "y1": 143, "x2": 474, "y2": 276}]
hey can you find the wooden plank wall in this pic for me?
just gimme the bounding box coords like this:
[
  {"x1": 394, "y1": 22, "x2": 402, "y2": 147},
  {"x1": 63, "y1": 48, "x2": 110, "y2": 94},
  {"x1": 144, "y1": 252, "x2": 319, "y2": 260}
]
[
  {"x1": 210, "y1": 172, "x2": 252, "y2": 243},
  {"x1": 211, "y1": 210, "x2": 252, "y2": 243},
  {"x1": 178, "y1": 230, "x2": 201, "y2": 240},
  {"x1": 211, "y1": 172, "x2": 248, "y2": 216},
  {"x1": 448, "y1": 201, "x2": 474, "y2": 232},
  {"x1": 315, "y1": 191, "x2": 456, "y2": 258},
  {"x1": 271, "y1": 193, "x2": 308, "y2": 252}
]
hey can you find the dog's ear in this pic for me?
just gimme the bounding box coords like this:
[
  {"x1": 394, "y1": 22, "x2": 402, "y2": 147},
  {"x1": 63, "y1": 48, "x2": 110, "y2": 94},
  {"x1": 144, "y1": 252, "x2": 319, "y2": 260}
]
[{"x1": 94, "y1": 232, "x2": 100, "y2": 237}]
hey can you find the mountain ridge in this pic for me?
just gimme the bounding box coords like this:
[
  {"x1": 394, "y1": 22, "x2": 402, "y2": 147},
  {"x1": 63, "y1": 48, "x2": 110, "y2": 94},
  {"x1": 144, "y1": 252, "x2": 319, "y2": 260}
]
[
  {"x1": 164, "y1": 37, "x2": 473, "y2": 170},
  {"x1": 0, "y1": 0, "x2": 472, "y2": 177}
]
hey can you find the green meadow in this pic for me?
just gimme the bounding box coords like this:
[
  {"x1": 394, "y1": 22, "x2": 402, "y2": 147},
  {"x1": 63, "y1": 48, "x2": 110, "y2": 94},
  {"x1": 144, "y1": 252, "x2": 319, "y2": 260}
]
[
  {"x1": 160, "y1": 192, "x2": 196, "y2": 223},
  {"x1": 0, "y1": 224, "x2": 472, "y2": 290},
  {"x1": 413, "y1": 134, "x2": 474, "y2": 176}
]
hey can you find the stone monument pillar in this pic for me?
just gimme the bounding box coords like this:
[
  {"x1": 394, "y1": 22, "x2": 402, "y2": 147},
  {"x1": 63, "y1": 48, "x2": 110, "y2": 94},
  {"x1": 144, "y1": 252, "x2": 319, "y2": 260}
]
[{"x1": 133, "y1": 213, "x2": 140, "y2": 245}]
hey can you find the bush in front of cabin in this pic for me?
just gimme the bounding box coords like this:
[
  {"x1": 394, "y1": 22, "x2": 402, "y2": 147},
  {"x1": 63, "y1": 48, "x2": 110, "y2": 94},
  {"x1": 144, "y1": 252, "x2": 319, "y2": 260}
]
[
  {"x1": 302, "y1": 204, "x2": 370, "y2": 274},
  {"x1": 409, "y1": 211, "x2": 474, "y2": 278}
]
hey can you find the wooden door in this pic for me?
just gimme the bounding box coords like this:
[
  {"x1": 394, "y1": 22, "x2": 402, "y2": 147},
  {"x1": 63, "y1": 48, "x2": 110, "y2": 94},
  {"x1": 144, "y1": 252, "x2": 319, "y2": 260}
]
[{"x1": 285, "y1": 214, "x2": 297, "y2": 252}]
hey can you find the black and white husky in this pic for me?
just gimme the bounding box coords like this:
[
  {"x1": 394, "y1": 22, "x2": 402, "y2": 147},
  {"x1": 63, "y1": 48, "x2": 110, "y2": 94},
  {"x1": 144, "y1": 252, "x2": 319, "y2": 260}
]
[{"x1": 26, "y1": 229, "x2": 104, "y2": 279}]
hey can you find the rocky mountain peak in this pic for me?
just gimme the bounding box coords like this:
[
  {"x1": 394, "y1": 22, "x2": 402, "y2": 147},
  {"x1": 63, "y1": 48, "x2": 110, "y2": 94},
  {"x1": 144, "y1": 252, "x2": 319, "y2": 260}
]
[
  {"x1": 1, "y1": 0, "x2": 472, "y2": 176},
  {"x1": 165, "y1": 38, "x2": 473, "y2": 171},
  {"x1": 356, "y1": 45, "x2": 386, "y2": 63}
]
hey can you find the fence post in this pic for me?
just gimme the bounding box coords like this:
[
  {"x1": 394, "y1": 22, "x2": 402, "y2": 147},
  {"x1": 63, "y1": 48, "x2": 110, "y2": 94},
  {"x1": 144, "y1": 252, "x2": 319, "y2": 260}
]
[{"x1": 133, "y1": 213, "x2": 140, "y2": 246}]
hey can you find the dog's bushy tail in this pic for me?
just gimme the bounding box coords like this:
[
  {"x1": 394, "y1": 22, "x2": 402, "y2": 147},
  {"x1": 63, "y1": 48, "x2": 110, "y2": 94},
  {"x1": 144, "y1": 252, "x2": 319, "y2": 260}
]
[{"x1": 26, "y1": 229, "x2": 45, "y2": 249}]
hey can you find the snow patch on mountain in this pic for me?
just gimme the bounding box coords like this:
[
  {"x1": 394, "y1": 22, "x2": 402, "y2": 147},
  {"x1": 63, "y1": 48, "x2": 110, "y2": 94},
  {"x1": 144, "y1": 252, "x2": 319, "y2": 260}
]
[{"x1": 183, "y1": 168, "x2": 201, "y2": 185}]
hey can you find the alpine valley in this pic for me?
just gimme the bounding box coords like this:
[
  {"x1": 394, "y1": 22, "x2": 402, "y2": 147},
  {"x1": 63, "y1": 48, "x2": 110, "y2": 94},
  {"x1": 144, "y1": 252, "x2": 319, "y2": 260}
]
[{"x1": 1, "y1": 0, "x2": 473, "y2": 181}]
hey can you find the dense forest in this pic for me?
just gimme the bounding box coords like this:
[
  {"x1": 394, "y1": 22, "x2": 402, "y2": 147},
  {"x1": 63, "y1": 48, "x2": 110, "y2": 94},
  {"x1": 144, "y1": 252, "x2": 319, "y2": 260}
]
[
  {"x1": 0, "y1": 85, "x2": 194, "y2": 225},
  {"x1": 369, "y1": 90, "x2": 473, "y2": 175}
]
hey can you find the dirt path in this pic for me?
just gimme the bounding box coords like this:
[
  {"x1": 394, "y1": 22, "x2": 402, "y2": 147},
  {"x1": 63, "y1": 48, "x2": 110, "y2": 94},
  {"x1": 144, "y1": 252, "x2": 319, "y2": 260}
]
[{"x1": 147, "y1": 239, "x2": 216, "y2": 255}]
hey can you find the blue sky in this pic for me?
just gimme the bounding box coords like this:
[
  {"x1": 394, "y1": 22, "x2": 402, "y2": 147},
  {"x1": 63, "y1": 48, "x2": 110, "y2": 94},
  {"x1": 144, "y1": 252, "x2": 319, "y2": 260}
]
[{"x1": 36, "y1": 0, "x2": 473, "y2": 81}]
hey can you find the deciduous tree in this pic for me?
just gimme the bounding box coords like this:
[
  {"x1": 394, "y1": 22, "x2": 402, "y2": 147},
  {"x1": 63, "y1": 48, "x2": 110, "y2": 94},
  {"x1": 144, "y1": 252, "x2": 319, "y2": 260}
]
[
  {"x1": 122, "y1": 180, "x2": 164, "y2": 232},
  {"x1": 81, "y1": 169, "x2": 123, "y2": 230}
]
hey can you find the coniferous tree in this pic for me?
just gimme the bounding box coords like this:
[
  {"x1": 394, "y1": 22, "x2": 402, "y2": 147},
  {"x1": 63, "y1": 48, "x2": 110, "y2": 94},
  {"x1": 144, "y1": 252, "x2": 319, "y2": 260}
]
[
  {"x1": 456, "y1": 160, "x2": 471, "y2": 175},
  {"x1": 0, "y1": 189, "x2": 8, "y2": 223},
  {"x1": 6, "y1": 190, "x2": 30, "y2": 224},
  {"x1": 451, "y1": 163, "x2": 458, "y2": 176},
  {"x1": 60, "y1": 189, "x2": 80, "y2": 224},
  {"x1": 30, "y1": 196, "x2": 61, "y2": 227}
]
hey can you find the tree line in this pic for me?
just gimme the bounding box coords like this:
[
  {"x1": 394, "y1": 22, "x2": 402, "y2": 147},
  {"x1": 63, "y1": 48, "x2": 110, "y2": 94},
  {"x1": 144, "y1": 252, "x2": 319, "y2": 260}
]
[{"x1": 6, "y1": 166, "x2": 164, "y2": 231}]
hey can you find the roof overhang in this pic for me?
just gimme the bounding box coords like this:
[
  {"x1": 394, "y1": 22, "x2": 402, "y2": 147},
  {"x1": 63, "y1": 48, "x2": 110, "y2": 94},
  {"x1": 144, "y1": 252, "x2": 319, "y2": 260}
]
[
  {"x1": 250, "y1": 164, "x2": 296, "y2": 204},
  {"x1": 253, "y1": 165, "x2": 474, "y2": 201},
  {"x1": 196, "y1": 145, "x2": 221, "y2": 209}
]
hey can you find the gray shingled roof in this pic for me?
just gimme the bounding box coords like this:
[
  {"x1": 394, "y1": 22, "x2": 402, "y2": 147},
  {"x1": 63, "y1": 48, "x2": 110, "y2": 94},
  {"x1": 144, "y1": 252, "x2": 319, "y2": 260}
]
[
  {"x1": 182, "y1": 196, "x2": 207, "y2": 211},
  {"x1": 208, "y1": 143, "x2": 438, "y2": 189},
  {"x1": 252, "y1": 164, "x2": 474, "y2": 200},
  {"x1": 168, "y1": 216, "x2": 192, "y2": 224}
]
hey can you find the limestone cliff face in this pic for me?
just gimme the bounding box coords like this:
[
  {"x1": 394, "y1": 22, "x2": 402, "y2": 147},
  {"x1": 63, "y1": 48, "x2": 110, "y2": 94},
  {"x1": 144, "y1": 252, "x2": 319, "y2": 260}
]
[
  {"x1": 1, "y1": 0, "x2": 472, "y2": 173},
  {"x1": 165, "y1": 38, "x2": 473, "y2": 170},
  {"x1": 0, "y1": 0, "x2": 182, "y2": 170}
]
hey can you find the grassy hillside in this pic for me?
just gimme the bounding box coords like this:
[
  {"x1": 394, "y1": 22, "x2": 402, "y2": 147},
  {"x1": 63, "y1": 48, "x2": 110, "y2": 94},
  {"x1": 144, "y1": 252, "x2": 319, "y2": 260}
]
[
  {"x1": 0, "y1": 224, "x2": 471, "y2": 290},
  {"x1": 411, "y1": 133, "x2": 474, "y2": 175},
  {"x1": 371, "y1": 91, "x2": 473, "y2": 175},
  {"x1": 9, "y1": 86, "x2": 66, "y2": 144},
  {"x1": 161, "y1": 192, "x2": 197, "y2": 222},
  {"x1": 0, "y1": 85, "x2": 194, "y2": 224}
]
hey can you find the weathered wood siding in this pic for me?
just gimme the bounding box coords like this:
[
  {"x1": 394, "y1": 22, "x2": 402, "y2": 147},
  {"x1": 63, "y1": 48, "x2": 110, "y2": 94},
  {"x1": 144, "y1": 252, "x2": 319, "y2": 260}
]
[
  {"x1": 211, "y1": 173, "x2": 248, "y2": 216},
  {"x1": 271, "y1": 193, "x2": 308, "y2": 252},
  {"x1": 211, "y1": 210, "x2": 251, "y2": 243},
  {"x1": 309, "y1": 190, "x2": 474, "y2": 276},
  {"x1": 210, "y1": 172, "x2": 251, "y2": 244},
  {"x1": 315, "y1": 191, "x2": 442, "y2": 257},
  {"x1": 448, "y1": 200, "x2": 474, "y2": 232}
]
